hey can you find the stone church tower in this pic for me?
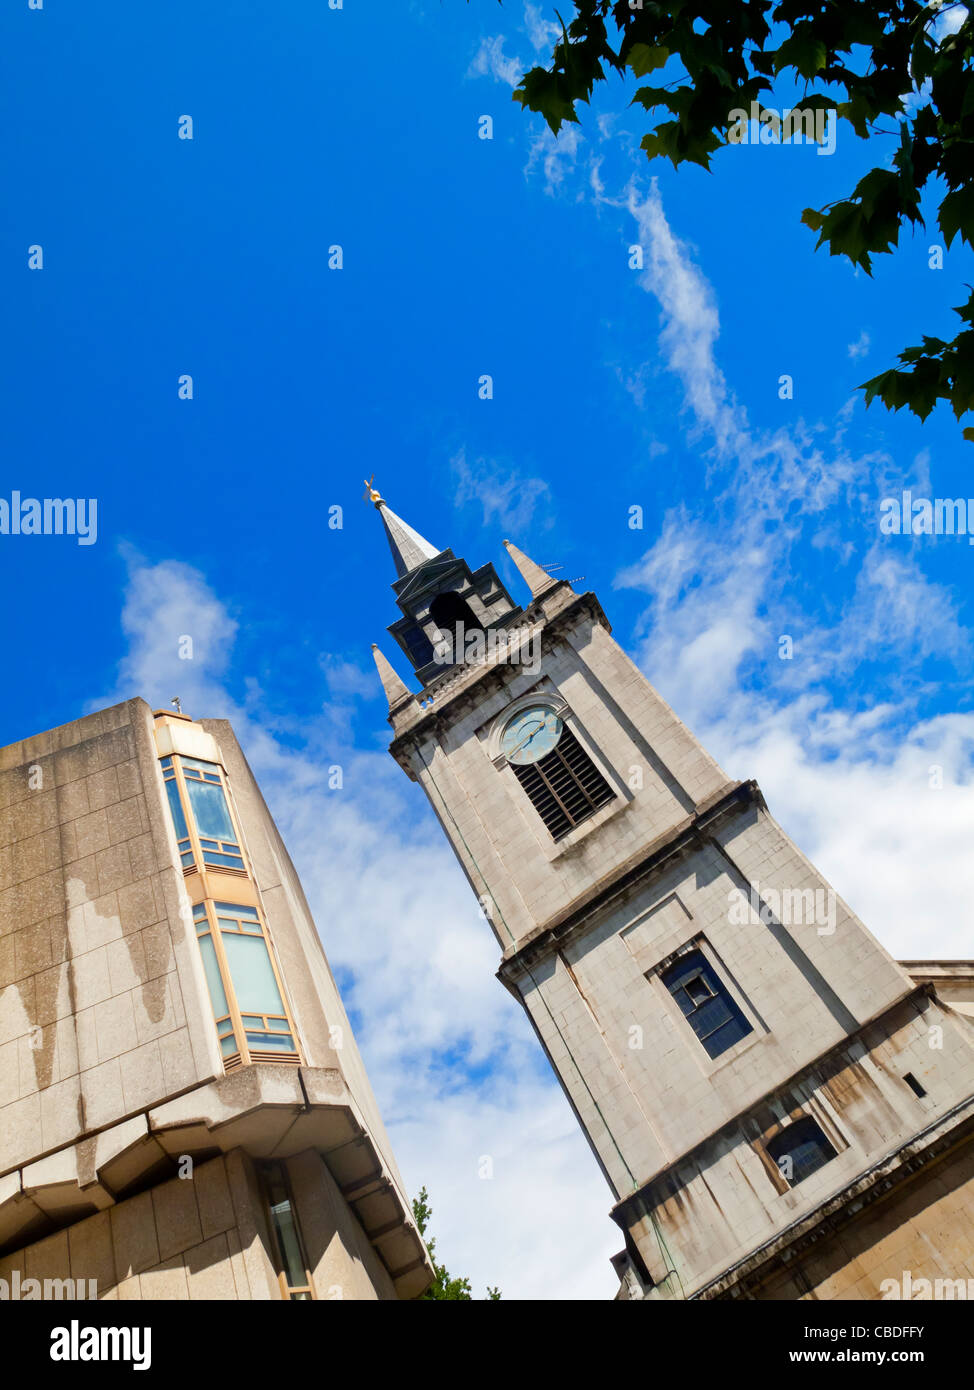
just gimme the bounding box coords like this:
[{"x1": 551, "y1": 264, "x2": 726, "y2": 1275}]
[{"x1": 369, "y1": 490, "x2": 974, "y2": 1300}]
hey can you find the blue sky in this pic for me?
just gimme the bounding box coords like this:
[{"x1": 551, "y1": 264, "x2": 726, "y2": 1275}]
[{"x1": 2, "y1": 1, "x2": 973, "y2": 1297}]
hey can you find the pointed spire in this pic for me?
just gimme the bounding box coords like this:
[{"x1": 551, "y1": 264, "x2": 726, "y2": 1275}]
[
  {"x1": 371, "y1": 644, "x2": 414, "y2": 712},
  {"x1": 503, "y1": 539, "x2": 558, "y2": 600},
  {"x1": 363, "y1": 479, "x2": 440, "y2": 579}
]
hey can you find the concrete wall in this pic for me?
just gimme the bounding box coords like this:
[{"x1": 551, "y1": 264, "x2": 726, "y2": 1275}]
[
  {"x1": 0, "y1": 1149, "x2": 396, "y2": 1301},
  {"x1": 755, "y1": 1131, "x2": 974, "y2": 1300},
  {"x1": 504, "y1": 796, "x2": 921, "y2": 1198},
  {"x1": 620, "y1": 995, "x2": 974, "y2": 1295},
  {"x1": 0, "y1": 699, "x2": 220, "y2": 1178},
  {"x1": 405, "y1": 599, "x2": 735, "y2": 954}
]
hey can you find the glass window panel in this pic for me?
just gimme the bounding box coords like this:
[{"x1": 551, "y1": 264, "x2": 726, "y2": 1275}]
[
  {"x1": 180, "y1": 851, "x2": 195, "y2": 868},
  {"x1": 246, "y1": 1032, "x2": 295, "y2": 1052},
  {"x1": 180, "y1": 757, "x2": 221, "y2": 773},
  {"x1": 241, "y1": 1014, "x2": 264, "y2": 1027},
  {"x1": 203, "y1": 851, "x2": 244, "y2": 870},
  {"x1": 160, "y1": 757, "x2": 173, "y2": 769},
  {"x1": 197, "y1": 933, "x2": 230, "y2": 1018},
  {"x1": 185, "y1": 778, "x2": 236, "y2": 842},
  {"x1": 164, "y1": 778, "x2": 191, "y2": 843},
  {"x1": 264, "y1": 1169, "x2": 307, "y2": 1291},
  {"x1": 215, "y1": 902, "x2": 260, "y2": 920},
  {"x1": 267, "y1": 1018, "x2": 291, "y2": 1032},
  {"x1": 220, "y1": 1035, "x2": 239, "y2": 1057},
  {"x1": 222, "y1": 932, "x2": 285, "y2": 1015},
  {"x1": 661, "y1": 950, "x2": 752, "y2": 1059}
]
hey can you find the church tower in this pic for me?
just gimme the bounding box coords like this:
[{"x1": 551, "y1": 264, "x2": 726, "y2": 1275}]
[{"x1": 370, "y1": 490, "x2": 974, "y2": 1301}]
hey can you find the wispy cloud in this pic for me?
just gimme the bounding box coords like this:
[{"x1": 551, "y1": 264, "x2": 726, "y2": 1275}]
[
  {"x1": 610, "y1": 182, "x2": 974, "y2": 959},
  {"x1": 467, "y1": 34, "x2": 523, "y2": 88},
  {"x1": 847, "y1": 329, "x2": 871, "y2": 359},
  {"x1": 451, "y1": 447, "x2": 553, "y2": 533}
]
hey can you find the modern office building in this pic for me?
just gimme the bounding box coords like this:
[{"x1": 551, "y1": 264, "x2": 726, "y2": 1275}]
[
  {"x1": 0, "y1": 699, "x2": 432, "y2": 1300},
  {"x1": 369, "y1": 488, "x2": 974, "y2": 1301}
]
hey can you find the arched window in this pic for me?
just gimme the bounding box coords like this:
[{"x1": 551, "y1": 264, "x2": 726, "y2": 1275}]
[
  {"x1": 766, "y1": 1117, "x2": 837, "y2": 1186},
  {"x1": 429, "y1": 591, "x2": 484, "y2": 662}
]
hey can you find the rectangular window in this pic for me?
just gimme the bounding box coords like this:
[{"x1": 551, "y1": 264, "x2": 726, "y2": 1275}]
[
  {"x1": 181, "y1": 761, "x2": 246, "y2": 870},
  {"x1": 191, "y1": 899, "x2": 299, "y2": 1066},
  {"x1": 661, "y1": 949, "x2": 752, "y2": 1059},
  {"x1": 259, "y1": 1162, "x2": 314, "y2": 1300},
  {"x1": 159, "y1": 756, "x2": 246, "y2": 874},
  {"x1": 161, "y1": 759, "x2": 195, "y2": 871},
  {"x1": 766, "y1": 1117, "x2": 837, "y2": 1186}
]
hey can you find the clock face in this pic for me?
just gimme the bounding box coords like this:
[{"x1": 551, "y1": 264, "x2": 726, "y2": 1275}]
[{"x1": 501, "y1": 705, "x2": 563, "y2": 766}]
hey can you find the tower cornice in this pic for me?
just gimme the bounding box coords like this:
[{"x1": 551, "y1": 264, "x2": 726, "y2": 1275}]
[
  {"x1": 385, "y1": 586, "x2": 611, "y2": 765},
  {"x1": 495, "y1": 779, "x2": 759, "y2": 988}
]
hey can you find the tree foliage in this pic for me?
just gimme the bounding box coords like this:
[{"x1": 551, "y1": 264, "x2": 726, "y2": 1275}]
[
  {"x1": 509, "y1": 0, "x2": 974, "y2": 431},
  {"x1": 412, "y1": 1186, "x2": 501, "y2": 1300}
]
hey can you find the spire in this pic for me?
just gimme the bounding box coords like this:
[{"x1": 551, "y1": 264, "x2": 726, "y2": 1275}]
[
  {"x1": 364, "y1": 478, "x2": 440, "y2": 579},
  {"x1": 371, "y1": 644, "x2": 415, "y2": 712},
  {"x1": 503, "y1": 539, "x2": 558, "y2": 600}
]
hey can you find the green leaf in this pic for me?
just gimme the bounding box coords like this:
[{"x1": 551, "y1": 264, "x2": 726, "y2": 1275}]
[
  {"x1": 939, "y1": 186, "x2": 974, "y2": 250},
  {"x1": 626, "y1": 43, "x2": 669, "y2": 78},
  {"x1": 773, "y1": 30, "x2": 828, "y2": 80}
]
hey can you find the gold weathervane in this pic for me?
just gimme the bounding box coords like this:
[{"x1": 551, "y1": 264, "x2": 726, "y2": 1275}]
[{"x1": 363, "y1": 475, "x2": 383, "y2": 506}]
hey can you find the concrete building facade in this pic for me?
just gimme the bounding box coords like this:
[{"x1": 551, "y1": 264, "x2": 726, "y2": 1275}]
[
  {"x1": 369, "y1": 491, "x2": 974, "y2": 1301},
  {"x1": 0, "y1": 698, "x2": 431, "y2": 1300}
]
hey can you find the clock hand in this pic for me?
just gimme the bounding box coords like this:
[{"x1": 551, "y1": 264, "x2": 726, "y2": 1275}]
[{"x1": 509, "y1": 719, "x2": 544, "y2": 756}]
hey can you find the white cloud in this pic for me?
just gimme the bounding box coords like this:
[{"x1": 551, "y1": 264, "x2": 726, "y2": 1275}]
[
  {"x1": 847, "y1": 329, "x2": 871, "y2": 359},
  {"x1": 525, "y1": 122, "x2": 584, "y2": 196},
  {"x1": 468, "y1": 35, "x2": 523, "y2": 88},
  {"x1": 612, "y1": 183, "x2": 974, "y2": 966},
  {"x1": 451, "y1": 447, "x2": 553, "y2": 533},
  {"x1": 524, "y1": 3, "x2": 560, "y2": 56}
]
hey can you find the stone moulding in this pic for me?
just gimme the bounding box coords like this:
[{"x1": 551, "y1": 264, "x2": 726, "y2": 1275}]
[{"x1": 0, "y1": 1065, "x2": 429, "y2": 1300}]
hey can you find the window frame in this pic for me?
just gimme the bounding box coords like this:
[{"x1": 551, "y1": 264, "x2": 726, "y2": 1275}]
[
  {"x1": 653, "y1": 942, "x2": 760, "y2": 1068},
  {"x1": 192, "y1": 898, "x2": 301, "y2": 1071},
  {"x1": 765, "y1": 1115, "x2": 838, "y2": 1188},
  {"x1": 159, "y1": 755, "x2": 249, "y2": 877},
  {"x1": 257, "y1": 1161, "x2": 316, "y2": 1301}
]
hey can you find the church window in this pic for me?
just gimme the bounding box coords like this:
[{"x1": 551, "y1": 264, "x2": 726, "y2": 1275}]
[
  {"x1": 401, "y1": 622, "x2": 436, "y2": 668},
  {"x1": 766, "y1": 1117, "x2": 837, "y2": 1186},
  {"x1": 503, "y1": 706, "x2": 614, "y2": 839},
  {"x1": 661, "y1": 950, "x2": 752, "y2": 1058},
  {"x1": 429, "y1": 590, "x2": 485, "y2": 663}
]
